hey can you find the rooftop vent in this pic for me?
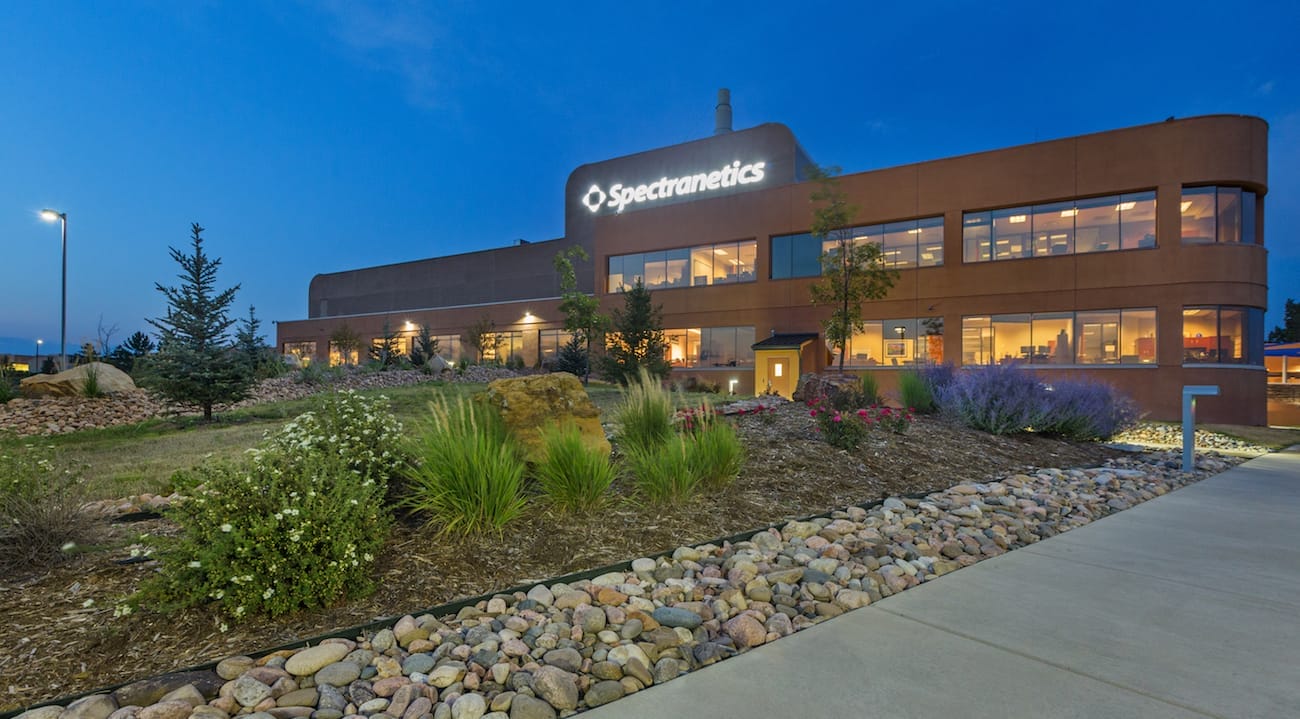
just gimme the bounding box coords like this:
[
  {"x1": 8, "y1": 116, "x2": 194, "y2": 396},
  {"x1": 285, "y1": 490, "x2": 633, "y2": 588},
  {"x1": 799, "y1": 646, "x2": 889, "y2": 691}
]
[{"x1": 714, "y1": 88, "x2": 732, "y2": 135}]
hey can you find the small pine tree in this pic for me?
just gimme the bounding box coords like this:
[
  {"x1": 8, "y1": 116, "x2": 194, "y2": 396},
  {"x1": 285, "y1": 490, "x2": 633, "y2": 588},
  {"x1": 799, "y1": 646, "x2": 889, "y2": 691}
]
[
  {"x1": 368, "y1": 320, "x2": 402, "y2": 368},
  {"x1": 555, "y1": 334, "x2": 589, "y2": 377},
  {"x1": 145, "y1": 223, "x2": 254, "y2": 421},
  {"x1": 599, "y1": 279, "x2": 671, "y2": 385},
  {"x1": 408, "y1": 324, "x2": 440, "y2": 370}
]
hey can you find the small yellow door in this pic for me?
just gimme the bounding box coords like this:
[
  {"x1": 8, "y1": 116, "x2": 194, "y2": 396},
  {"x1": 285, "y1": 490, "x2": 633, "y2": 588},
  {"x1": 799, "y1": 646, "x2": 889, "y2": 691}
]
[{"x1": 767, "y1": 357, "x2": 792, "y2": 398}]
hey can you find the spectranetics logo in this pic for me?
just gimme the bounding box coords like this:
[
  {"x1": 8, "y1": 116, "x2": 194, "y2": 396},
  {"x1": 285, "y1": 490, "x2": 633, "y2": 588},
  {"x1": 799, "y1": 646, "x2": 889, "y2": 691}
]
[{"x1": 582, "y1": 184, "x2": 607, "y2": 213}]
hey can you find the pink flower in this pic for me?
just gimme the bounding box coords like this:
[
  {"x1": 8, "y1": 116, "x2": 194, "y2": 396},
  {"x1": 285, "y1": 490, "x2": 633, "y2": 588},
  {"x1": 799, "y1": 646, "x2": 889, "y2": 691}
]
[
  {"x1": 856, "y1": 409, "x2": 868, "y2": 418},
  {"x1": 832, "y1": 414, "x2": 842, "y2": 423},
  {"x1": 809, "y1": 410, "x2": 818, "y2": 417}
]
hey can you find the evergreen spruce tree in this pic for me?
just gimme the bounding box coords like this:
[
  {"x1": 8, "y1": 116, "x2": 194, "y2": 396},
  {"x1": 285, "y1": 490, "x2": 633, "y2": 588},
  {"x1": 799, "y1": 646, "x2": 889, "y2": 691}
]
[
  {"x1": 146, "y1": 223, "x2": 254, "y2": 420},
  {"x1": 599, "y1": 279, "x2": 670, "y2": 384},
  {"x1": 368, "y1": 320, "x2": 402, "y2": 368},
  {"x1": 407, "y1": 323, "x2": 440, "y2": 370},
  {"x1": 1268, "y1": 298, "x2": 1299, "y2": 343},
  {"x1": 555, "y1": 334, "x2": 589, "y2": 377}
]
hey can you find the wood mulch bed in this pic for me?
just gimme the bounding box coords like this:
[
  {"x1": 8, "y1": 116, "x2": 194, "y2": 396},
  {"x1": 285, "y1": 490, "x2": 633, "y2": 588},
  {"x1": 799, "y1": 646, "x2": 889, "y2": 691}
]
[{"x1": 0, "y1": 403, "x2": 1123, "y2": 712}]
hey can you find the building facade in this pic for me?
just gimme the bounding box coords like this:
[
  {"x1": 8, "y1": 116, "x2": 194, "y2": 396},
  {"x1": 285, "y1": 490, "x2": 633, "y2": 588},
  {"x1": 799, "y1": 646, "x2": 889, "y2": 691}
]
[{"x1": 276, "y1": 112, "x2": 1269, "y2": 425}]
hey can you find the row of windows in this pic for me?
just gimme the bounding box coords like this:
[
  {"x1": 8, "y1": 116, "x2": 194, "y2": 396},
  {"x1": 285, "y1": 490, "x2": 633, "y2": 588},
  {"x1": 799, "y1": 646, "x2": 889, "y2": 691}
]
[
  {"x1": 963, "y1": 192, "x2": 1157, "y2": 263},
  {"x1": 832, "y1": 318, "x2": 946, "y2": 368},
  {"x1": 962, "y1": 309, "x2": 1157, "y2": 366},
  {"x1": 611, "y1": 185, "x2": 1260, "y2": 289},
  {"x1": 663, "y1": 326, "x2": 756, "y2": 368},
  {"x1": 608, "y1": 240, "x2": 757, "y2": 293},
  {"x1": 772, "y1": 217, "x2": 944, "y2": 279},
  {"x1": 1181, "y1": 186, "x2": 1258, "y2": 245}
]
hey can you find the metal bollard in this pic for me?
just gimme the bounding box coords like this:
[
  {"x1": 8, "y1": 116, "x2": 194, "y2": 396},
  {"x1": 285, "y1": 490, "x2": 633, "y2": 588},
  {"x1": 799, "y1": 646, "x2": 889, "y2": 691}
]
[{"x1": 1181, "y1": 385, "x2": 1219, "y2": 472}]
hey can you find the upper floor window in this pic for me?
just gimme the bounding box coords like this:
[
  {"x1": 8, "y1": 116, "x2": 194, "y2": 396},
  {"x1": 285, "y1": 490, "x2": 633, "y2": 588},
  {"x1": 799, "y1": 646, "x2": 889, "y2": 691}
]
[
  {"x1": 608, "y1": 240, "x2": 756, "y2": 293},
  {"x1": 1181, "y1": 186, "x2": 1259, "y2": 245},
  {"x1": 771, "y1": 216, "x2": 943, "y2": 279},
  {"x1": 963, "y1": 191, "x2": 1156, "y2": 263}
]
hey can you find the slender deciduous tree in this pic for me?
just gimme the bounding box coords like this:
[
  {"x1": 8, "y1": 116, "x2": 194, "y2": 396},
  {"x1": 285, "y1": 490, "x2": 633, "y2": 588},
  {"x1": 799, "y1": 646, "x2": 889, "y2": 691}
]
[
  {"x1": 145, "y1": 223, "x2": 253, "y2": 420},
  {"x1": 807, "y1": 165, "x2": 899, "y2": 372},
  {"x1": 553, "y1": 246, "x2": 609, "y2": 383}
]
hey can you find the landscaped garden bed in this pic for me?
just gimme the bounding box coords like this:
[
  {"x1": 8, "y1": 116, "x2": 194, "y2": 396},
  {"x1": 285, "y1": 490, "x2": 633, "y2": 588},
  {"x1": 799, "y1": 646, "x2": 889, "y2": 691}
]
[{"x1": 2, "y1": 368, "x2": 1286, "y2": 718}]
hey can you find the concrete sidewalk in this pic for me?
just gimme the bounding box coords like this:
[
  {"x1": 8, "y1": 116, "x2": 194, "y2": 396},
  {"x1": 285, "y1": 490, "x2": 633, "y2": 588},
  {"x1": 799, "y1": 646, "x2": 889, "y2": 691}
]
[{"x1": 588, "y1": 449, "x2": 1300, "y2": 719}]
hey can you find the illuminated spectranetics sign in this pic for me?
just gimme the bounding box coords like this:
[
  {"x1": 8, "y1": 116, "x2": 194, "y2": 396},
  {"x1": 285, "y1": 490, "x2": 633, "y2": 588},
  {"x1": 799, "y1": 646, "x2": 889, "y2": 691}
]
[{"x1": 581, "y1": 160, "x2": 767, "y2": 214}]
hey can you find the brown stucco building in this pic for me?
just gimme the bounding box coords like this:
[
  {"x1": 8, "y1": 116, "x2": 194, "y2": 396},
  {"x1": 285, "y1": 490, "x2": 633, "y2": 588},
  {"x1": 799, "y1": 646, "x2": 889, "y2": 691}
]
[{"x1": 276, "y1": 108, "x2": 1269, "y2": 424}]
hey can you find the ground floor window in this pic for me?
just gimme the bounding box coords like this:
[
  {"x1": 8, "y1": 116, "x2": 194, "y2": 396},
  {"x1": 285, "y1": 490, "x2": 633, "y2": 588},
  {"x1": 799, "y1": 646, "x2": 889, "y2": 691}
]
[
  {"x1": 539, "y1": 329, "x2": 578, "y2": 364},
  {"x1": 834, "y1": 317, "x2": 944, "y2": 367},
  {"x1": 962, "y1": 308, "x2": 1157, "y2": 365},
  {"x1": 481, "y1": 330, "x2": 525, "y2": 364},
  {"x1": 663, "y1": 326, "x2": 755, "y2": 368},
  {"x1": 1182, "y1": 306, "x2": 1264, "y2": 364},
  {"x1": 283, "y1": 341, "x2": 316, "y2": 365},
  {"x1": 328, "y1": 342, "x2": 360, "y2": 367}
]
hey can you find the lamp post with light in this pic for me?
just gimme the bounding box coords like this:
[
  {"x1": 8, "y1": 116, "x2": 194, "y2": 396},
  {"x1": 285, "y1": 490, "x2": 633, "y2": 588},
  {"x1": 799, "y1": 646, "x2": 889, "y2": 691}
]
[
  {"x1": 35, "y1": 339, "x2": 43, "y2": 372},
  {"x1": 39, "y1": 209, "x2": 68, "y2": 371}
]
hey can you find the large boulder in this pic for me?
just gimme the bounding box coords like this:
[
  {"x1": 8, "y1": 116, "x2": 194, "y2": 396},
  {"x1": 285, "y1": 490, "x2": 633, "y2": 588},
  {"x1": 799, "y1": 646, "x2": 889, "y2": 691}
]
[
  {"x1": 482, "y1": 373, "x2": 610, "y2": 463},
  {"x1": 20, "y1": 362, "x2": 137, "y2": 398},
  {"x1": 791, "y1": 372, "x2": 862, "y2": 406}
]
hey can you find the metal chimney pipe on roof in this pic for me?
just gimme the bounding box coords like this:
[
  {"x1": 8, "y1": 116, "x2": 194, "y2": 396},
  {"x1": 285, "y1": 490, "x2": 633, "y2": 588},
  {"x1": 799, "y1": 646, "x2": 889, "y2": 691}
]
[{"x1": 714, "y1": 88, "x2": 732, "y2": 135}]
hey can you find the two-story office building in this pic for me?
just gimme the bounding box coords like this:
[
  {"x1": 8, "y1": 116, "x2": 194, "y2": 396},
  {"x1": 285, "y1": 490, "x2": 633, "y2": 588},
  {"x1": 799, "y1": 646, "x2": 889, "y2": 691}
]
[{"x1": 276, "y1": 102, "x2": 1268, "y2": 424}]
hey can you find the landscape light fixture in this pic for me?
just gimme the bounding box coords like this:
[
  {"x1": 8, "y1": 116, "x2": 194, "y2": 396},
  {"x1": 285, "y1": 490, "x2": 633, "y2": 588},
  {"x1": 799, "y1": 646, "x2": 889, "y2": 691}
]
[{"x1": 39, "y1": 209, "x2": 68, "y2": 371}]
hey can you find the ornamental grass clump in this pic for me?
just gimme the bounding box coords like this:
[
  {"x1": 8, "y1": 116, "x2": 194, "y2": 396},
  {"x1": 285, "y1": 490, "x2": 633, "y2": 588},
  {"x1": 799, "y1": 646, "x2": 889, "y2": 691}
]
[
  {"x1": 533, "y1": 423, "x2": 617, "y2": 513},
  {"x1": 686, "y1": 419, "x2": 745, "y2": 489},
  {"x1": 0, "y1": 443, "x2": 95, "y2": 576},
  {"x1": 625, "y1": 435, "x2": 698, "y2": 504},
  {"x1": 938, "y1": 363, "x2": 1044, "y2": 435},
  {"x1": 402, "y1": 396, "x2": 527, "y2": 534},
  {"x1": 898, "y1": 370, "x2": 935, "y2": 414},
  {"x1": 614, "y1": 367, "x2": 675, "y2": 456},
  {"x1": 140, "y1": 449, "x2": 390, "y2": 620}
]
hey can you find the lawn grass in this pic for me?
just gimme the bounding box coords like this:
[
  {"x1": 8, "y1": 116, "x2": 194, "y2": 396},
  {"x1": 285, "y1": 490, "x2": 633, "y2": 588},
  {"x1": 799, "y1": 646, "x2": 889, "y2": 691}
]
[{"x1": 0, "y1": 377, "x2": 743, "y2": 502}]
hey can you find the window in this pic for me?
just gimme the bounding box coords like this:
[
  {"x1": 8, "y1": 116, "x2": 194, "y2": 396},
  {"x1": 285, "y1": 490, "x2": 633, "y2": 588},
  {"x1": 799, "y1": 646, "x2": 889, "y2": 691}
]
[
  {"x1": 482, "y1": 330, "x2": 524, "y2": 364},
  {"x1": 833, "y1": 317, "x2": 944, "y2": 367},
  {"x1": 328, "y1": 342, "x2": 360, "y2": 367},
  {"x1": 662, "y1": 326, "x2": 755, "y2": 367},
  {"x1": 1182, "y1": 306, "x2": 1264, "y2": 365},
  {"x1": 964, "y1": 309, "x2": 1157, "y2": 365},
  {"x1": 432, "y1": 334, "x2": 464, "y2": 362},
  {"x1": 609, "y1": 240, "x2": 758, "y2": 292},
  {"x1": 773, "y1": 216, "x2": 944, "y2": 279},
  {"x1": 283, "y1": 341, "x2": 316, "y2": 365},
  {"x1": 965, "y1": 191, "x2": 1158, "y2": 261},
  {"x1": 539, "y1": 330, "x2": 577, "y2": 365},
  {"x1": 1182, "y1": 186, "x2": 1259, "y2": 245}
]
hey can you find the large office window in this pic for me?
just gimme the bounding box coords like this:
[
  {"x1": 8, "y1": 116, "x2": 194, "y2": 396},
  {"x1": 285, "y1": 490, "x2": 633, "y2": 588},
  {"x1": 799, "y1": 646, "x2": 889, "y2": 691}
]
[
  {"x1": 482, "y1": 330, "x2": 525, "y2": 364},
  {"x1": 832, "y1": 317, "x2": 944, "y2": 367},
  {"x1": 964, "y1": 191, "x2": 1157, "y2": 262},
  {"x1": 772, "y1": 216, "x2": 943, "y2": 279},
  {"x1": 328, "y1": 342, "x2": 360, "y2": 367},
  {"x1": 539, "y1": 329, "x2": 577, "y2": 365},
  {"x1": 283, "y1": 341, "x2": 316, "y2": 365},
  {"x1": 1182, "y1": 306, "x2": 1264, "y2": 365},
  {"x1": 609, "y1": 240, "x2": 756, "y2": 292},
  {"x1": 663, "y1": 326, "x2": 755, "y2": 368},
  {"x1": 432, "y1": 335, "x2": 465, "y2": 362},
  {"x1": 962, "y1": 309, "x2": 1156, "y2": 365},
  {"x1": 1181, "y1": 186, "x2": 1259, "y2": 245}
]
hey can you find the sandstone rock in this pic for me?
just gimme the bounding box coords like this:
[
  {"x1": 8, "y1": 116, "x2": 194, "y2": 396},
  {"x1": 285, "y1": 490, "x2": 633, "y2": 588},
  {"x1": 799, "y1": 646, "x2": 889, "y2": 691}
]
[
  {"x1": 21, "y1": 362, "x2": 136, "y2": 397},
  {"x1": 482, "y1": 373, "x2": 610, "y2": 463},
  {"x1": 284, "y1": 645, "x2": 350, "y2": 677}
]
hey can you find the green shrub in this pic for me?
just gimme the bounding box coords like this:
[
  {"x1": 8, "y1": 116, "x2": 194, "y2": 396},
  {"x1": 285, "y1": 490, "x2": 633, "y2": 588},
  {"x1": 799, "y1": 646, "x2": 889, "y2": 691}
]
[
  {"x1": 402, "y1": 396, "x2": 527, "y2": 533},
  {"x1": 257, "y1": 390, "x2": 405, "y2": 481},
  {"x1": 614, "y1": 367, "x2": 675, "y2": 455},
  {"x1": 686, "y1": 420, "x2": 744, "y2": 489},
  {"x1": 859, "y1": 373, "x2": 881, "y2": 406},
  {"x1": 140, "y1": 449, "x2": 389, "y2": 619},
  {"x1": 898, "y1": 371, "x2": 935, "y2": 413},
  {"x1": 533, "y1": 423, "x2": 616, "y2": 512},
  {"x1": 0, "y1": 364, "x2": 16, "y2": 404},
  {"x1": 81, "y1": 363, "x2": 103, "y2": 398},
  {"x1": 0, "y1": 442, "x2": 94, "y2": 575},
  {"x1": 626, "y1": 435, "x2": 698, "y2": 504},
  {"x1": 296, "y1": 361, "x2": 342, "y2": 386},
  {"x1": 807, "y1": 395, "x2": 871, "y2": 450}
]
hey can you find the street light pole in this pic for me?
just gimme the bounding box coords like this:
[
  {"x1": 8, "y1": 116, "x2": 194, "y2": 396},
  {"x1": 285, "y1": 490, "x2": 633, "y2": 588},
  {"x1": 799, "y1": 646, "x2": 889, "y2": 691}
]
[
  {"x1": 40, "y1": 210, "x2": 68, "y2": 371},
  {"x1": 36, "y1": 339, "x2": 43, "y2": 371}
]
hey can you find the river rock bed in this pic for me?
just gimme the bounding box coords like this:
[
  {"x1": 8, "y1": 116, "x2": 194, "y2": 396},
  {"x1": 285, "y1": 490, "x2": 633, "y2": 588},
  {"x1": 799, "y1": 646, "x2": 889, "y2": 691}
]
[
  {"x1": 1112, "y1": 421, "x2": 1272, "y2": 454},
  {"x1": 12, "y1": 449, "x2": 1237, "y2": 719}
]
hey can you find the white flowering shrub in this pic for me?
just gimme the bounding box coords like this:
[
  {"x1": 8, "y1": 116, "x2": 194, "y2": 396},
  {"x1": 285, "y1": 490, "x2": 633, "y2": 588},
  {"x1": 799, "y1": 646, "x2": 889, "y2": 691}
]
[
  {"x1": 140, "y1": 391, "x2": 402, "y2": 619},
  {"x1": 255, "y1": 390, "x2": 405, "y2": 481}
]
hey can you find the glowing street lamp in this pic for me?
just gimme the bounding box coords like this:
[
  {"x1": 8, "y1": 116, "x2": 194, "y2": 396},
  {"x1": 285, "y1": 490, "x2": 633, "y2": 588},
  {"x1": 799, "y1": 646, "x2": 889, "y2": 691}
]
[
  {"x1": 39, "y1": 209, "x2": 68, "y2": 371},
  {"x1": 36, "y1": 339, "x2": 43, "y2": 370}
]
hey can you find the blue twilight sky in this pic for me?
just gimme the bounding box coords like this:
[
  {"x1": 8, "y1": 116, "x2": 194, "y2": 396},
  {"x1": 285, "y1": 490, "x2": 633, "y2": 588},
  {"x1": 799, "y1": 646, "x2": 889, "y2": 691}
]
[{"x1": 2, "y1": 1, "x2": 1298, "y2": 356}]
